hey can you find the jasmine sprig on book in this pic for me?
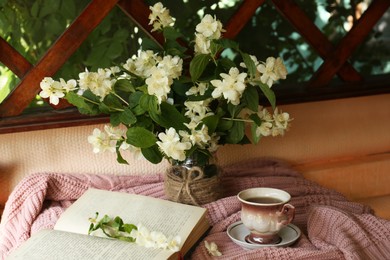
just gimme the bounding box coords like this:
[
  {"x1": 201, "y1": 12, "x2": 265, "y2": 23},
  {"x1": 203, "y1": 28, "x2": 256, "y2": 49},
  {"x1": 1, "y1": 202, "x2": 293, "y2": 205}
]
[{"x1": 88, "y1": 212, "x2": 181, "y2": 251}]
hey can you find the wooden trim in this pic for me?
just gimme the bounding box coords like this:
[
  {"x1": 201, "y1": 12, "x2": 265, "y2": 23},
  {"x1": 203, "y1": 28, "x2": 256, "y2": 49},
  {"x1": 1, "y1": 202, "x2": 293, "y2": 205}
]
[
  {"x1": 0, "y1": 37, "x2": 32, "y2": 78},
  {"x1": 223, "y1": 0, "x2": 266, "y2": 39},
  {"x1": 0, "y1": 108, "x2": 109, "y2": 134},
  {"x1": 0, "y1": 0, "x2": 119, "y2": 118}
]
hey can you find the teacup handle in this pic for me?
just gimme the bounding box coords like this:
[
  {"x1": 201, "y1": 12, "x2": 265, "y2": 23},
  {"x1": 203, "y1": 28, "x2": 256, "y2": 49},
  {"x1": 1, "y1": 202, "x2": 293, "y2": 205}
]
[{"x1": 278, "y1": 203, "x2": 295, "y2": 226}]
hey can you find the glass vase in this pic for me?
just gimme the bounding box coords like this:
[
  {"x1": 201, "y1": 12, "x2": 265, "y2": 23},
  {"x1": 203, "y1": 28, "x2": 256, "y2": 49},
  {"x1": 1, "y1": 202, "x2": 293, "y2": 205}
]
[{"x1": 164, "y1": 153, "x2": 222, "y2": 205}]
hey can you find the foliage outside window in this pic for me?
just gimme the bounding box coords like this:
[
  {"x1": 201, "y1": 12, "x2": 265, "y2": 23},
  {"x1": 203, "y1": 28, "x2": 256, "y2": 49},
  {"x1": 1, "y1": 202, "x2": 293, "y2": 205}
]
[{"x1": 0, "y1": 0, "x2": 389, "y2": 109}]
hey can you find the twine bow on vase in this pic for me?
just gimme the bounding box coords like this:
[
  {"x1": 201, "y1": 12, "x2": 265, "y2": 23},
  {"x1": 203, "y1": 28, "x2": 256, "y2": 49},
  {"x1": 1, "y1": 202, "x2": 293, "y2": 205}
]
[{"x1": 164, "y1": 159, "x2": 222, "y2": 206}]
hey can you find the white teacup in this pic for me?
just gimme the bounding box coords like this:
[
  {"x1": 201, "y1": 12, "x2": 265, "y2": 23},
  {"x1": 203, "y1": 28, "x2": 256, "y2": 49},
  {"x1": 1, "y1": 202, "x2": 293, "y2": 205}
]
[{"x1": 237, "y1": 187, "x2": 295, "y2": 244}]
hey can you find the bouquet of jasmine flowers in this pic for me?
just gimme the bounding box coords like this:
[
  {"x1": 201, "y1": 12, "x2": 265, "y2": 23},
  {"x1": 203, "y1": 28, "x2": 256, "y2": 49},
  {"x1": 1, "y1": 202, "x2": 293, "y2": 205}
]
[{"x1": 39, "y1": 2, "x2": 291, "y2": 168}]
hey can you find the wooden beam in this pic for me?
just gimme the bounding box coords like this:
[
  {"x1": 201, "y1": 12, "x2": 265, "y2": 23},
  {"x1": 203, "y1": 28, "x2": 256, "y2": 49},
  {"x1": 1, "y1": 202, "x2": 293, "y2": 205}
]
[
  {"x1": 309, "y1": 0, "x2": 390, "y2": 87},
  {"x1": 224, "y1": 0, "x2": 266, "y2": 39},
  {"x1": 0, "y1": 37, "x2": 32, "y2": 78},
  {"x1": 271, "y1": 0, "x2": 363, "y2": 83},
  {"x1": 0, "y1": 0, "x2": 119, "y2": 118}
]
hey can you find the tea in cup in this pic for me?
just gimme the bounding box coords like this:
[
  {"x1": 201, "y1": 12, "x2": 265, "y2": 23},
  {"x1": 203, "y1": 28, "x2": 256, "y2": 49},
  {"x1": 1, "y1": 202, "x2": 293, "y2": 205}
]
[{"x1": 237, "y1": 187, "x2": 295, "y2": 244}]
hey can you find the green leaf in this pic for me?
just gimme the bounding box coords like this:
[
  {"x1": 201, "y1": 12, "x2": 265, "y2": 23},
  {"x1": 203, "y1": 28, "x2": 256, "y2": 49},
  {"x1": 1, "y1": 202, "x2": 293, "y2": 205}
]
[
  {"x1": 226, "y1": 121, "x2": 245, "y2": 144},
  {"x1": 116, "y1": 143, "x2": 129, "y2": 164},
  {"x1": 256, "y1": 81, "x2": 276, "y2": 110},
  {"x1": 139, "y1": 94, "x2": 158, "y2": 113},
  {"x1": 209, "y1": 40, "x2": 223, "y2": 55},
  {"x1": 103, "y1": 93, "x2": 122, "y2": 109},
  {"x1": 128, "y1": 91, "x2": 143, "y2": 106},
  {"x1": 122, "y1": 223, "x2": 137, "y2": 234},
  {"x1": 98, "y1": 102, "x2": 111, "y2": 114},
  {"x1": 163, "y1": 26, "x2": 182, "y2": 40},
  {"x1": 227, "y1": 102, "x2": 245, "y2": 117},
  {"x1": 31, "y1": 2, "x2": 39, "y2": 18},
  {"x1": 241, "y1": 52, "x2": 256, "y2": 78},
  {"x1": 106, "y1": 41, "x2": 122, "y2": 59},
  {"x1": 171, "y1": 80, "x2": 191, "y2": 96},
  {"x1": 119, "y1": 107, "x2": 136, "y2": 125},
  {"x1": 66, "y1": 92, "x2": 99, "y2": 115},
  {"x1": 243, "y1": 85, "x2": 259, "y2": 111},
  {"x1": 202, "y1": 115, "x2": 220, "y2": 134},
  {"x1": 141, "y1": 37, "x2": 161, "y2": 52},
  {"x1": 114, "y1": 79, "x2": 135, "y2": 93},
  {"x1": 217, "y1": 118, "x2": 233, "y2": 131},
  {"x1": 126, "y1": 127, "x2": 157, "y2": 148},
  {"x1": 216, "y1": 38, "x2": 239, "y2": 50},
  {"x1": 110, "y1": 113, "x2": 121, "y2": 126},
  {"x1": 249, "y1": 113, "x2": 262, "y2": 126},
  {"x1": 150, "y1": 102, "x2": 187, "y2": 130},
  {"x1": 114, "y1": 216, "x2": 124, "y2": 227},
  {"x1": 190, "y1": 54, "x2": 210, "y2": 82},
  {"x1": 141, "y1": 145, "x2": 163, "y2": 164},
  {"x1": 251, "y1": 122, "x2": 262, "y2": 144},
  {"x1": 165, "y1": 40, "x2": 187, "y2": 57},
  {"x1": 217, "y1": 57, "x2": 236, "y2": 71},
  {"x1": 62, "y1": 0, "x2": 76, "y2": 17}
]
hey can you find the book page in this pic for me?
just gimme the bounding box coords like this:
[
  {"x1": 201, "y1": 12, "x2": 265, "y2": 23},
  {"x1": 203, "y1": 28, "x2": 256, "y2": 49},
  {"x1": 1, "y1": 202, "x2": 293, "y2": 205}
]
[
  {"x1": 54, "y1": 188, "x2": 208, "y2": 253},
  {"x1": 7, "y1": 229, "x2": 174, "y2": 260}
]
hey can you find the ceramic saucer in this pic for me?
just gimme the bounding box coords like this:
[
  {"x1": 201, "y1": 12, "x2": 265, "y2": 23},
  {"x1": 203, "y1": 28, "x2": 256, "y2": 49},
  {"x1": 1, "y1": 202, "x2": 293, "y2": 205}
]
[{"x1": 227, "y1": 221, "x2": 301, "y2": 250}]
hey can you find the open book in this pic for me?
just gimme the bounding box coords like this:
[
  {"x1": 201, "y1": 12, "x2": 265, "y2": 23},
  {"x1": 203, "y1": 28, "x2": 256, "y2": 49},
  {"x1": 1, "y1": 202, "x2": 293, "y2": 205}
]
[{"x1": 8, "y1": 188, "x2": 209, "y2": 260}]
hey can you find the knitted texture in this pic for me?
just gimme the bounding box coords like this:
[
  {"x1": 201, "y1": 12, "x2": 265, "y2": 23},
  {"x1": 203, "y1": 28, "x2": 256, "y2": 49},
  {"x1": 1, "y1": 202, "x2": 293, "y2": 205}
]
[{"x1": 1, "y1": 159, "x2": 389, "y2": 260}]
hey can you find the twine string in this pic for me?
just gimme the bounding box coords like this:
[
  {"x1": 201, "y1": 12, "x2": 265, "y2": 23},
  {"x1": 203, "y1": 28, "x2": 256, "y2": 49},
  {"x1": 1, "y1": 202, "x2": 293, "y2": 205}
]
[{"x1": 165, "y1": 165, "x2": 221, "y2": 206}]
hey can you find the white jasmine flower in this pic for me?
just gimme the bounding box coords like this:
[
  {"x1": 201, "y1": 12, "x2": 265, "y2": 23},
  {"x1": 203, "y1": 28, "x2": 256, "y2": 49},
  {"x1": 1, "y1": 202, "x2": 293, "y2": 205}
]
[
  {"x1": 122, "y1": 143, "x2": 144, "y2": 160},
  {"x1": 274, "y1": 57, "x2": 288, "y2": 80},
  {"x1": 211, "y1": 67, "x2": 247, "y2": 105},
  {"x1": 240, "y1": 54, "x2": 259, "y2": 69},
  {"x1": 150, "y1": 231, "x2": 168, "y2": 249},
  {"x1": 258, "y1": 107, "x2": 273, "y2": 121},
  {"x1": 59, "y1": 78, "x2": 77, "y2": 93},
  {"x1": 149, "y1": 2, "x2": 175, "y2": 31},
  {"x1": 205, "y1": 241, "x2": 222, "y2": 256},
  {"x1": 158, "y1": 55, "x2": 183, "y2": 79},
  {"x1": 104, "y1": 125, "x2": 124, "y2": 140},
  {"x1": 184, "y1": 100, "x2": 213, "y2": 122},
  {"x1": 78, "y1": 68, "x2": 115, "y2": 100},
  {"x1": 109, "y1": 66, "x2": 121, "y2": 75},
  {"x1": 194, "y1": 33, "x2": 211, "y2": 54},
  {"x1": 132, "y1": 224, "x2": 155, "y2": 248},
  {"x1": 254, "y1": 108, "x2": 291, "y2": 137},
  {"x1": 257, "y1": 57, "x2": 287, "y2": 88},
  {"x1": 123, "y1": 58, "x2": 137, "y2": 75},
  {"x1": 130, "y1": 223, "x2": 181, "y2": 251},
  {"x1": 39, "y1": 77, "x2": 66, "y2": 105},
  {"x1": 180, "y1": 123, "x2": 211, "y2": 148},
  {"x1": 208, "y1": 134, "x2": 220, "y2": 153},
  {"x1": 124, "y1": 50, "x2": 160, "y2": 78},
  {"x1": 272, "y1": 108, "x2": 291, "y2": 136},
  {"x1": 196, "y1": 14, "x2": 224, "y2": 39},
  {"x1": 157, "y1": 127, "x2": 191, "y2": 161},
  {"x1": 145, "y1": 66, "x2": 172, "y2": 104},
  {"x1": 256, "y1": 121, "x2": 273, "y2": 137},
  {"x1": 186, "y1": 82, "x2": 208, "y2": 96},
  {"x1": 167, "y1": 235, "x2": 181, "y2": 252},
  {"x1": 87, "y1": 128, "x2": 117, "y2": 153}
]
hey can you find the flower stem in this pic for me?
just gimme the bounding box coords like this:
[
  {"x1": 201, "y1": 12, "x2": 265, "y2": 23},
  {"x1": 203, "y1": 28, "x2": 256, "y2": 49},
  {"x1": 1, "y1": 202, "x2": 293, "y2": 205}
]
[
  {"x1": 81, "y1": 96, "x2": 124, "y2": 112},
  {"x1": 112, "y1": 92, "x2": 129, "y2": 106},
  {"x1": 222, "y1": 117, "x2": 253, "y2": 123}
]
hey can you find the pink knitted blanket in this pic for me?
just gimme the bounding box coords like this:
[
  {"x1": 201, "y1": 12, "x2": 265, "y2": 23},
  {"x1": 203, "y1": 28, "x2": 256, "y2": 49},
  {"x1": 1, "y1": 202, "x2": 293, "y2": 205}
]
[{"x1": 1, "y1": 159, "x2": 390, "y2": 259}]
